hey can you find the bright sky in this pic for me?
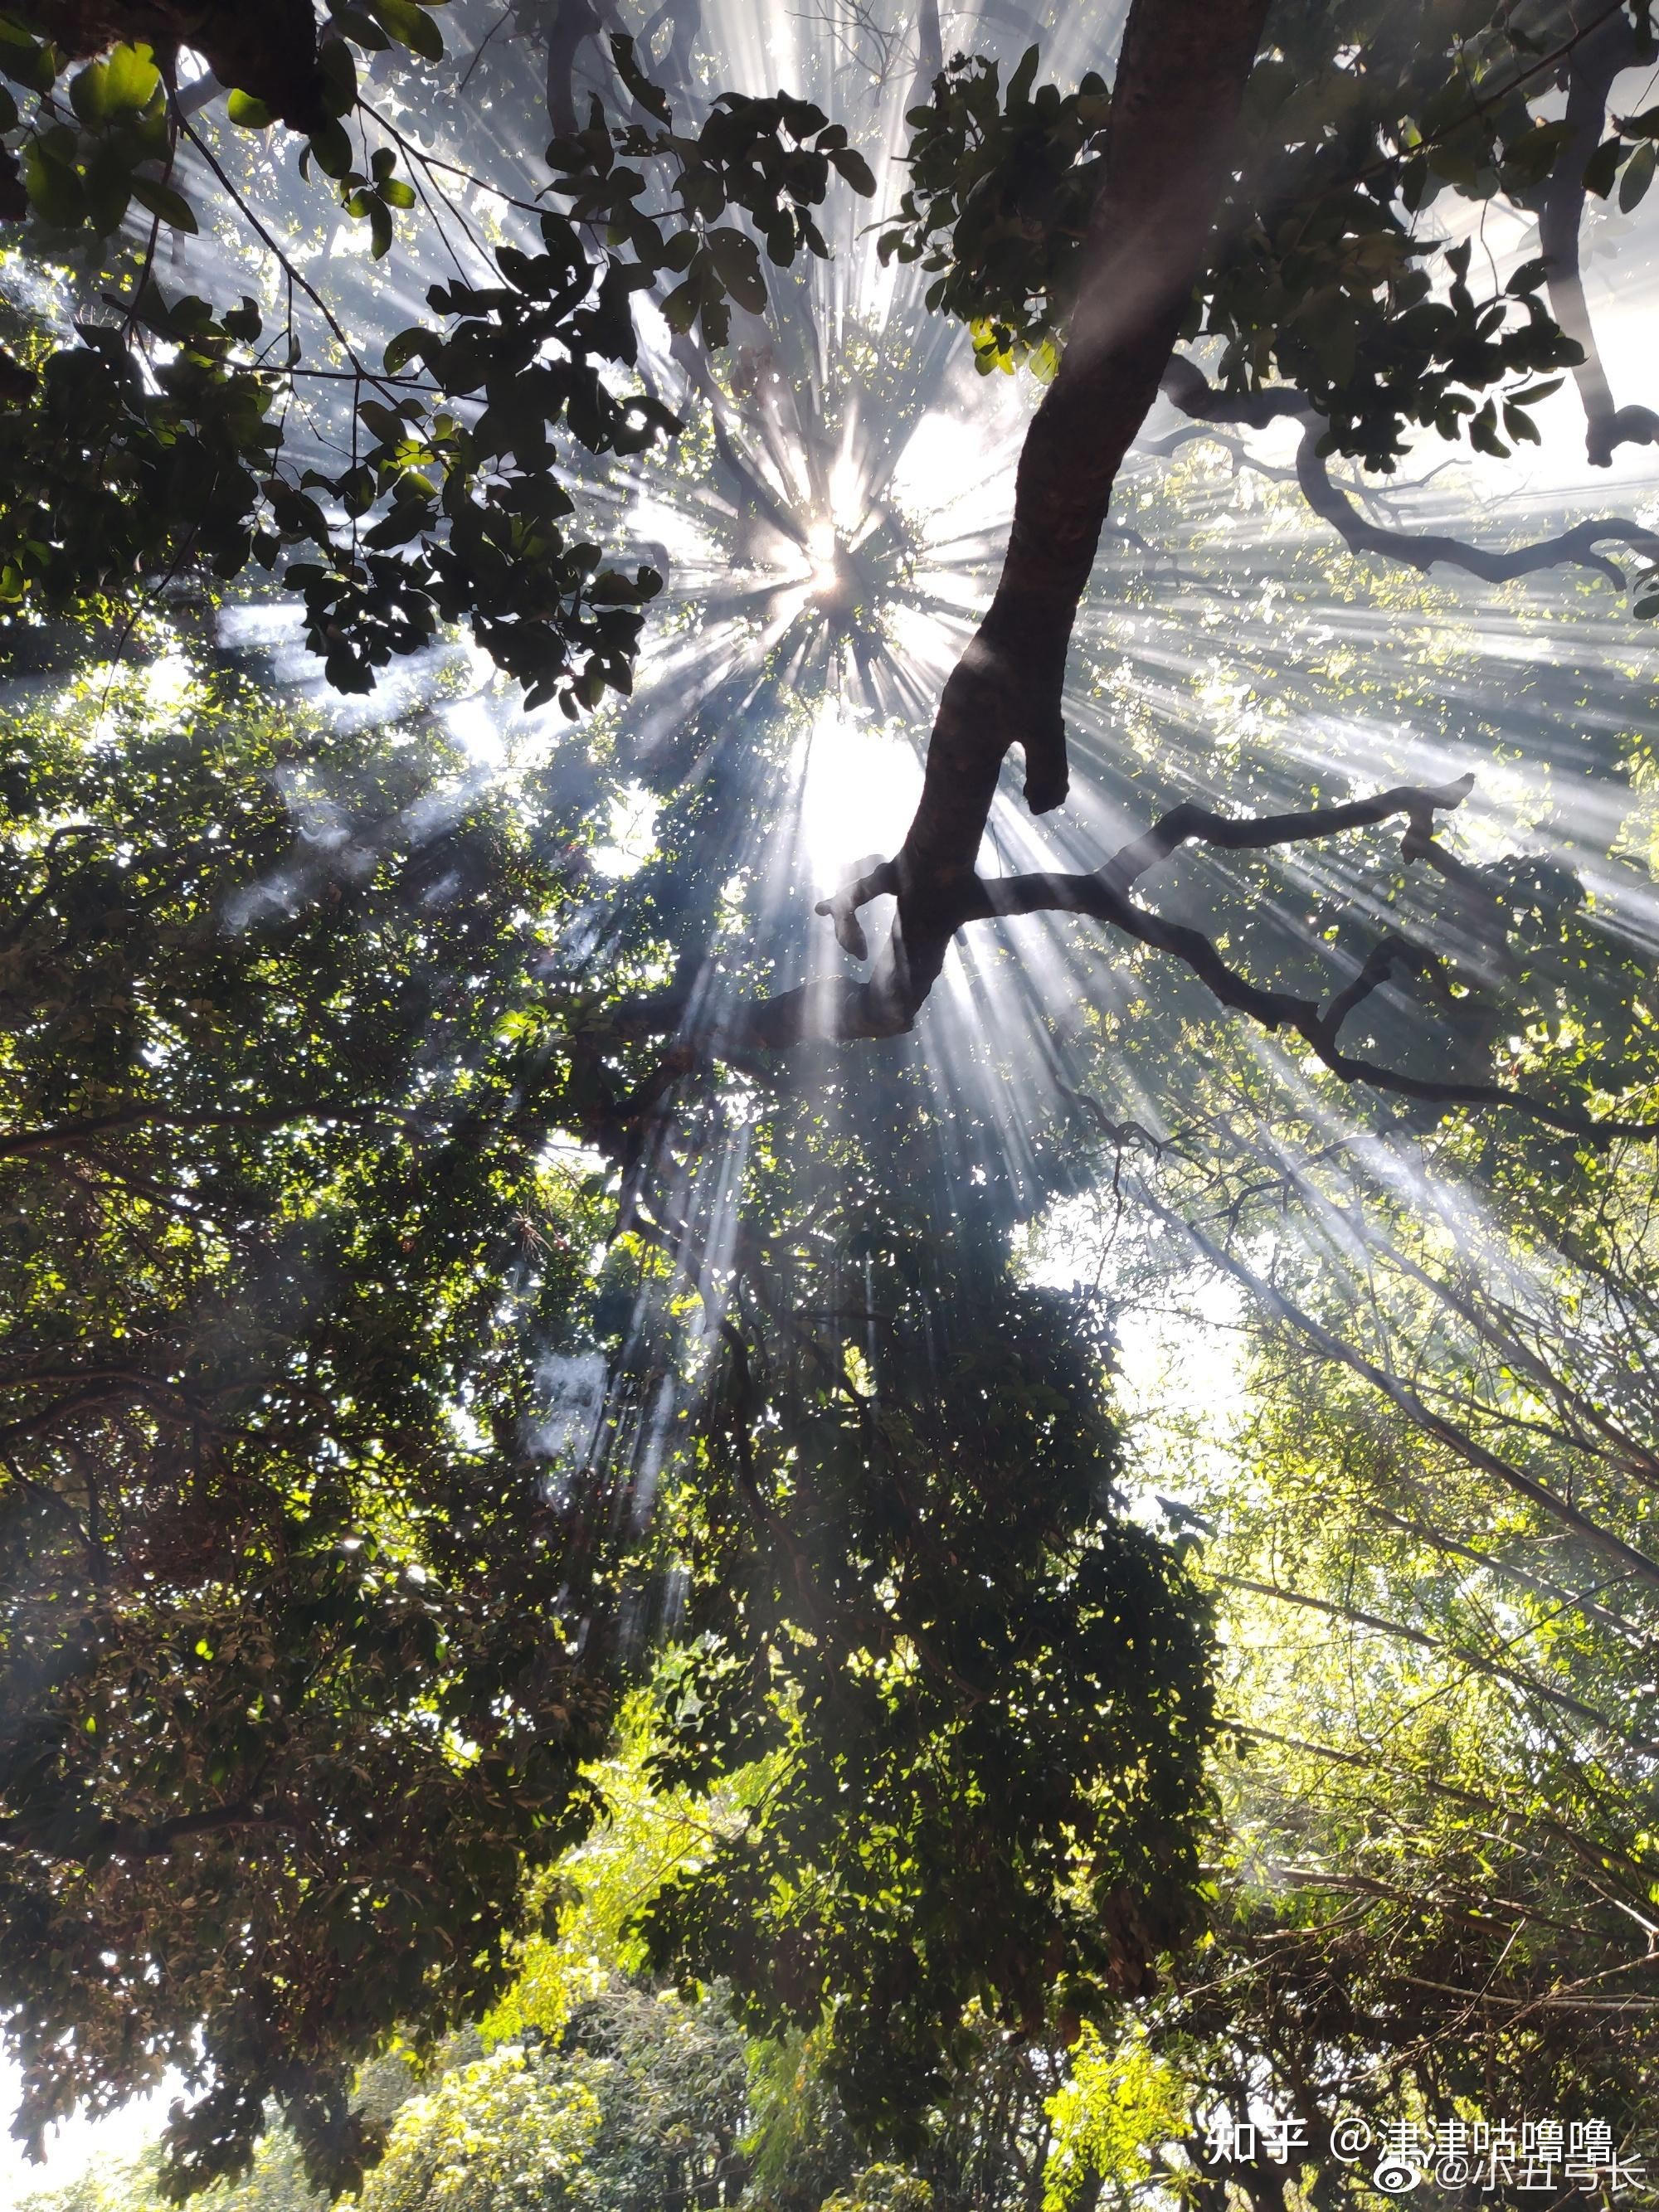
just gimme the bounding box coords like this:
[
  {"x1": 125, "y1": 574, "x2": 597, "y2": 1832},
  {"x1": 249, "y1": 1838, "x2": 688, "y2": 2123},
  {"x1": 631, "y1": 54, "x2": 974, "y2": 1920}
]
[{"x1": 0, "y1": 2059, "x2": 172, "y2": 2209}]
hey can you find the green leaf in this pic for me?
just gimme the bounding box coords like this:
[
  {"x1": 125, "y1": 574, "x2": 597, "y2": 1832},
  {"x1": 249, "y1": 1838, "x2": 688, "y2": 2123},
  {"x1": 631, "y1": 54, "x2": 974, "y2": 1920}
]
[
  {"x1": 333, "y1": 5, "x2": 392, "y2": 49},
  {"x1": 660, "y1": 280, "x2": 699, "y2": 335},
  {"x1": 226, "y1": 87, "x2": 275, "y2": 129},
  {"x1": 1007, "y1": 45, "x2": 1039, "y2": 107},
  {"x1": 309, "y1": 117, "x2": 355, "y2": 179},
  {"x1": 0, "y1": 16, "x2": 58, "y2": 93},
  {"x1": 704, "y1": 226, "x2": 767, "y2": 313},
  {"x1": 383, "y1": 326, "x2": 431, "y2": 373},
  {"x1": 1619, "y1": 139, "x2": 1656, "y2": 211},
  {"x1": 1499, "y1": 117, "x2": 1574, "y2": 186},
  {"x1": 68, "y1": 41, "x2": 160, "y2": 125},
  {"x1": 828, "y1": 145, "x2": 877, "y2": 197},
  {"x1": 82, "y1": 145, "x2": 133, "y2": 235},
  {"x1": 318, "y1": 36, "x2": 358, "y2": 114},
  {"x1": 1584, "y1": 136, "x2": 1624, "y2": 199},
  {"x1": 130, "y1": 174, "x2": 199, "y2": 233},
  {"x1": 1468, "y1": 396, "x2": 1508, "y2": 457},
  {"x1": 367, "y1": 0, "x2": 445, "y2": 61},
  {"x1": 1502, "y1": 401, "x2": 1541, "y2": 445},
  {"x1": 21, "y1": 140, "x2": 85, "y2": 229}
]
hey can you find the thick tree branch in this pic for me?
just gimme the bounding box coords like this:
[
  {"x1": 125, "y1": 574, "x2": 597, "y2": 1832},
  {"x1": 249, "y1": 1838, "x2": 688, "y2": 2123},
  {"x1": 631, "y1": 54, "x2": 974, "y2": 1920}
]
[
  {"x1": 1537, "y1": 8, "x2": 1659, "y2": 466},
  {"x1": 618, "y1": 775, "x2": 1652, "y2": 1141},
  {"x1": 601, "y1": 4, "x2": 1649, "y2": 1149},
  {"x1": 904, "y1": 0, "x2": 944, "y2": 120},
  {"x1": 895, "y1": 0, "x2": 1272, "y2": 879},
  {"x1": 1158, "y1": 357, "x2": 1308, "y2": 430},
  {"x1": 0, "y1": 1791, "x2": 309, "y2": 1860}
]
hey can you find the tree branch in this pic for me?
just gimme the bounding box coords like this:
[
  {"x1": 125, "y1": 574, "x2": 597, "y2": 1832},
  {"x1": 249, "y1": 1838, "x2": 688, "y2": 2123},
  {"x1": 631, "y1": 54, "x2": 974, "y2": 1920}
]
[
  {"x1": 1537, "y1": 8, "x2": 1659, "y2": 466},
  {"x1": 894, "y1": 0, "x2": 1273, "y2": 871},
  {"x1": 619, "y1": 774, "x2": 1652, "y2": 1143},
  {"x1": 601, "y1": 5, "x2": 1649, "y2": 1149},
  {"x1": 1135, "y1": 1186, "x2": 1659, "y2": 1592},
  {"x1": 1292, "y1": 420, "x2": 1659, "y2": 585},
  {"x1": 1155, "y1": 366, "x2": 1659, "y2": 586}
]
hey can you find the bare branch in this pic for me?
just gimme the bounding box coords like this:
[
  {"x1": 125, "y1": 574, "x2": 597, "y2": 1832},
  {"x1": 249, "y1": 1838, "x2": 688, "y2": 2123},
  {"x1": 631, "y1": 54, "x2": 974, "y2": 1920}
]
[
  {"x1": 1292, "y1": 421, "x2": 1659, "y2": 586},
  {"x1": 620, "y1": 776, "x2": 1654, "y2": 1142},
  {"x1": 1095, "y1": 774, "x2": 1474, "y2": 894},
  {"x1": 1155, "y1": 368, "x2": 1659, "y2": 586},
  {"x1": 815, "y1": 853, "x2": 898, "y2": 960}
]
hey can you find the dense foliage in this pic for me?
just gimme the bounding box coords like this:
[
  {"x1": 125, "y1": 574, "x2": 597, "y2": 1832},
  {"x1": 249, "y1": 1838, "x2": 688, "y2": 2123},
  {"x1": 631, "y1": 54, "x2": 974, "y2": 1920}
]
[{"x1": 2, "y1": 0, "x2": 1659, "y2": 2205}]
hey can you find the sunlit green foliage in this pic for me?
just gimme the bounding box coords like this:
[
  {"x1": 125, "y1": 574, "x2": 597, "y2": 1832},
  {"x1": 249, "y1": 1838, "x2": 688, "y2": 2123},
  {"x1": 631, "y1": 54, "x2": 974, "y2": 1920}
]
[
  {"x1": 3, "y1": 2, "x2": 1659, "y2": 2205},
  {"x1": 345, "y1": 2049, "x2": 601, "y2": 2212},
  {"x1": 0, "y1": 668, "x2": 631, "y2": 2191}
]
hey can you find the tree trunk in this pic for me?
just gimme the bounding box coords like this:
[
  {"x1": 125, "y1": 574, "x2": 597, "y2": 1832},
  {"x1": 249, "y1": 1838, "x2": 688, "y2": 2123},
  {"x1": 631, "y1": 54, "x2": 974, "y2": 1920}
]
[
  {"x1": 897, "y1": 0, "x2": 1270, "y2": 867},
  {"x1": 882, "y1": 0, "x2": 1272, "y2": 1012}
]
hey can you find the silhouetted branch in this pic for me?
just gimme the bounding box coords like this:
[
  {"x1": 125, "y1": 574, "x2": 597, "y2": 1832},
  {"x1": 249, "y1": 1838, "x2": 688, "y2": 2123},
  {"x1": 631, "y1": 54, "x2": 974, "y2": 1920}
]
[
  {"x1": 894, "y1": 0, "x2": 1274, "y2": 847},
  {"x1": 1158, "y1": 357, "x2": 1306, "y2": 429},
  {"x1": 599, "y1": 0, "x2": 1651, "y2": 1149},
  {"x1": 614, "y1": 775, "x2": 1653, "y2": 1140},
  {"x1": 1156, "y1": 365, "x2": 1659, "y2": 586},
  {"x1": 1292, "y1": 421, "x2": 1659, "y2": 585},
  {"x1": 1538, "y1": 8, "x2": 1659, "y2": 465}
]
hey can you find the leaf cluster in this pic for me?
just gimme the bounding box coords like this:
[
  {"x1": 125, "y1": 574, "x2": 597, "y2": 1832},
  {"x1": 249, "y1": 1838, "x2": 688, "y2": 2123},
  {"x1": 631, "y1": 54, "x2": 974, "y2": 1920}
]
[{"x1": 0, "y1": 682, "x2": 633, "y2": 2195}]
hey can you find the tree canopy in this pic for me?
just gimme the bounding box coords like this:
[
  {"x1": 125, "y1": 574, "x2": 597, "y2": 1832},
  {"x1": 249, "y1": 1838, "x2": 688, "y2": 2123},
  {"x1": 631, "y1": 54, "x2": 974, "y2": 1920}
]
[{"x1": 2, "y1": 0, "x2": 1659, "y2": 2205}]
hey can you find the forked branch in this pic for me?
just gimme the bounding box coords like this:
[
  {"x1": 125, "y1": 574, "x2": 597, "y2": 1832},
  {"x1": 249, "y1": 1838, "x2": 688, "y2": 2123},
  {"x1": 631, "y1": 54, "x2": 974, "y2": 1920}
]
[
  {"x1": 616, "y1": 774, "x2": 1653, "y2": 1142},
  {"x1": 602, "y1": 0, "x2": 1652, "y2": 1148}
]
